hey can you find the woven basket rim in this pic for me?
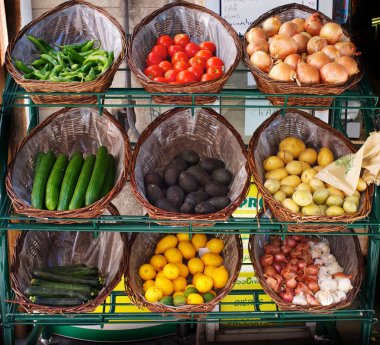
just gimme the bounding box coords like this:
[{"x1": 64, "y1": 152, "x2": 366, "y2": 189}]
[
  {"x1": 248, "y1": 108, "x2": 373, "y2": 225},
  {"x1": 5, "y1": 107, "x2": 131, "y2": 220},
  {"x1": 130, "y1": 107, "x2": 251, "y2": 222},
  {"x1": 248, "y1": 231, "x2": 364, "y2": 313}
]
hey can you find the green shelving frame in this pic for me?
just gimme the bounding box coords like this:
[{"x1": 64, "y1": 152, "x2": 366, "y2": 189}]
[{"x1": 1, "y1": 70, "x2": 380, "y2": 345}]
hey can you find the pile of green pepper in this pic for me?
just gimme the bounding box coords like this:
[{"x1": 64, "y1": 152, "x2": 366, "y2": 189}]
[{"x1": 14, "y1": 36, "x2": 114, "y2": 82}]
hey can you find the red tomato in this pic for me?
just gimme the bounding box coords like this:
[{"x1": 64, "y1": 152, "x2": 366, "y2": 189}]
[
  {"x1": 157, "y1": 35, "x2": 174, "y2": 48},
  {"x1": 144, "y1": 65, "x2": 164, "y2": 79},
  {"x1": 187, "y1": 66, "x2": 203, "y2": 81},
  {"x1": 184, "y1": 42, "x2": 200, "y2": 58},
  {"x1": 171, "y1": 51, "x2": 189, "y2": 64},
  {"x1": 176, "y1": 70, "x2": 196, "y2": 83},
  {"x1": 199, "y1": 41, "x2": 217, "y2": 54},
  {"x1": 168, "y1": 45, "x2": 184, "y2": 57},
  {"x1": 174, "y1": 33, "x2": 190, "y2": 48},
  {"x1": 206, "y1": 57, "x2": 224, "y2": 69},
  {"x1": 206, "y1": 66, "x2": 224, "y2": 78},
  {"x1": 158, "y1": 60, "x2": 173, "y2": 73},
  {"x1": 164, "y1": 69, "x2": 179, "y2": 82},
  {"x1": 201, "y1": 73, "x2": 216, "y2": 82},
  {"x1": 153, "y1": 77, "x2": 170, "y2": 83},
  {"x1": 188, "y1": 57, "x2": 206, "y2": 70},
  {"x1": 146, "y1": 52, "x2": 162, "y2": 67},
  {"x1": 151, "y1": 45, "x2": 167, "y2": 59},
  {"x1": 195, "y1": 49, "x2": 213, "y2": 61},
  {"x1": 173, "y1": 61, "x2": 189, "y2": 71}
]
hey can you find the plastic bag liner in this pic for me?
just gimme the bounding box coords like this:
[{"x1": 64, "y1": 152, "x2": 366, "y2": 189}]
[
  {"x1": 11, "y1": 2, "x2": 123, "y2": 66},
  {"x1": 10, "y1": 108, "x2": 126, "y2": 205}
]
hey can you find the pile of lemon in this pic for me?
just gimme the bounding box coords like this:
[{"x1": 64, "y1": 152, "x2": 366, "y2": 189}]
[{"x1": 138, "y1": 234, "x2": 229, "y2": 307}]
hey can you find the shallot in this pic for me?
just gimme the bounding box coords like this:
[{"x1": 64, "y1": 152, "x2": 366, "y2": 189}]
[
  {"x1": 286, "y1": 277, "x2": 298, "y2": 289},
  {"x1": 263, "y1": 265, "x2": 277, "y2": 277},
  {"x1": 262, "y1": 16, "x2": 282, "y2": 37},
  {"x1": 320, "y1": 22, "x2": 343, "y2": 44},
  {"x1": 307, "y1": 36, "x2": 328, "y2": 54},
  {"x1": 336, "y1": 56, "x2": 359, "y2": 77},
  {"x1": 260, "y1": 254, "x2": 274, "y2": 267},
  {"x1": 285, "y1": 237, "x2": 297, "y2": 248},
  {"x1": 264, "y1": 244, "x2": 281, "y2": 255},
  {"x1": 279, "y1": 288, "x2": 294, "y2": 303},
  {"x1": 274, "y1": 253, "x2": 288, "y2": 263},
  {"x1": 305, "y1": 13, "x2": 324, "y2": 36},
  {"x1": 250, "y1": 51, "x2": 272, "y2": 73},
  {"x1": 269, "y1": 35, "x2": 298, "y2": 59},
  {"x1": 279, "y1": 21, "x2": 299, "y2": 37},
  {"x1": 320, "y1": 62, "x2": 348, "y2": 84},
  {"x1": 268, "y1": 62, "x2": 297, "y2": 82}
]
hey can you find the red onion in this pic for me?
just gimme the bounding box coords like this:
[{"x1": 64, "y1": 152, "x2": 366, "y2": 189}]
[
  {"x1": 270, "y1": 236, "x2": 282, "y2": 246},
  {"x1": 306, "y1": 292, "x2": 320, "y2": 306},
  {"x1": 274, "y1": 253, "x2": 288, "y2": 263},
  {"x1": 296, "y1": 62, "x2": 320, "y2": 85},
  {"x1": 292, "y1": 235, "x2": 304, "y2": 242},
  {"x1": 307, "y1": 281, "x2": 320, "y2": 293},
  {"x1": 263, "y1": 265, "x2": 277, "y2": 277},
  {"x1": 320, "y1": 62, "x2": 348, "y2": 84},
  {"x1": 306, "y1": 51, "x2": 331, "y2": 70},
  {"x1": 260, "y1": 254, "x2": 274, "y2": 267},
  {"x1": 281, "y1": 245, "x2": 292, "y2": 254},
  {"x1": 296, "y1": 242, "x2": 310, "y2": 251},
  {"x1": 279, "y1": 21, "x2": 299, "y2": 37},
  {"x1": 264, "y1": 244, "x2": 281, "y2": 255},
  {"x1": 295, "y1": 282, "x2": 311, "y2": 295},
  {"x1": 286, "y1": 277, "x2": 298, "y2": 289},
  {"x1": 307, "y1": 36, "x2": 328, "y2": 54},
  {"x1": 297, "y1": 259, "x2": 307, "y2": 269},
  {"x1": 305, "y1": 13, "x2": 324, "y2": 36},
  {"x1": 269, "y1": 35, "x2": 298, "y2": 60},
  {"x1": 290, "y1": 258, "x2": 299, "y2": 265},
  {"x1": 281, "y1": 266, "x2": 296, "y2": 279},
  {"x1": 306, "y1": 265, "x2": 319, "y2": 276},
  {"x1": 279, "y1": 289, "x2": 294, "y2": 303},
  {"x1": 290, "y1": 249, "x2": 302, "y2": 258},
  {"x1": 273, "y1": 263, "x2": 282, "y2": 273},
  {"x1": 320, "y1": 22, "x2": 343, "y2": 45},
  {"x1": 285, "y1": 237, "x2": 297, "y2": 248}
]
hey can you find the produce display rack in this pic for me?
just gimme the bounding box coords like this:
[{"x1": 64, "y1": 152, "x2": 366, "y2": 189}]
[{"x1": 1, "y1": 68, "x2": 380, "y2": 345}]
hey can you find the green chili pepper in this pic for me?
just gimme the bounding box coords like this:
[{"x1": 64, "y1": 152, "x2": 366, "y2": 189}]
[
  {"x1": 40, "y1": 54, "x2": 58, "y2": 66},
  {"x1": 83, "y1": 54, "x2": 109, "y2": 68},
  {"x1": 27, "y1": 36, "x2": 52, "y2": 54},
  {"x1": 107, "y1": 51, "x2": 114, "y2": 66},
  {"x1": 64, "y1": 47, "x2": 85, "y2": 65},
  {"x1": 14, "y1": 60, "x2": 33, "y2": 74},
  {"x1": 50, "y1": 65, "x2": 63, "y2": 77},
  {"x1": 79, "y1": 49, "x2": 97, "y2": 57},
  {"x1": 71, "y1": 64, "x2": 80, "y2": 71},
  {"x1": 40, "y1": 63, "x2": 50, "y2": 74},
  {"x1": 80, "y1": 40, "x2": 95, "y2": 52},
  {"x1": 48, "y1": 76, "x2": 73, "y2": 82},
  {"x1": 31, "y1": 59, "x2": 47, "y2": 67},
  {"x1": 32, "y1": 70, "x2": 50, "y2": 80},
  {"x1": 56, "y1": 52, "x2": 65, "y2": 67},
  {"x1": 84, "y1": 67, "x2": 96, "y2": 82},
  {"x1": 23, "y1": 72, "x2": 36, "y2": 79},
  {"x1": 59, "y1": 41, "x2": 89, "y2": 51}
]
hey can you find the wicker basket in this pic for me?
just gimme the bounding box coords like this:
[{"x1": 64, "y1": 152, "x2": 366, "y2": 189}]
[
  {"x1": 125, "y1": 233, "x2": 242, "y2": 316},
  {"x1": 127, "y1": 1, "x2": 242, "y2": 105},
  {"x1": 249, "y1": 109, "x2": 373, "y2": 232},
  {"x1": 5, "y1": 0, "x2": 126, "y2": 104},
  {"x1": 243, "y1": 3, "x2": 362, "y2": 107},
  {"x1": 10, "y1": 203, "x2": 126, "y2": 314},
  {"x1": 249, "y1": 231, "x2": 363, "y2": 313},
  {"x1": 130, "y1": 107, "x2": 250, "y2": 226},
  {"x1": 6, "y1": 107, "x2": 131, "y2": 221}
]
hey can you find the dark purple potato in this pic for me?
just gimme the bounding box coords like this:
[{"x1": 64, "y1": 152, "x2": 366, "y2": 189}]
[
  {"x1": 208, "y1": 196, "x2": 231, "y2": 211},
  {"x1": 179, "y1": 202, "x2": 195, "y2": 214},
  {"x1": 167, "y1": 158, "x2": 188, "y2": 172},
  {"x1": 211, "y1": 168, "x2": 232, "y2": 185},
  {"x1": 204, "y1": 181, "x2": 229, "y2": 197},
  {"x1": 146, "y1": 184, "x2": 164, "y2": 204},
  {"x1": 195, "y1": 201, "x2": 216, "y2": 214},
  {"x1": 155, "y1": 198, "x2": 178, "y2": 213},
  {"x1": 185, "y1": 191, "x2": 210, "y2": 205},
  {"x1": 164, "y1": 166, "x2": 180, "y2": 187},
  {"x1": 166, "y1": 186, "x2": 185, "y2": 208},
  {"x1": 187, "y1": 165, "x2": 211, "y2": 186},
  {"x1": 200, "y1": 158, "x2": 225, "y2": 173},
  {"x1": 178, "y1": 171, "x2": 199, "y2": 193},
  {"x1": 144, "y1": 172, "x2": 164, "y2": 189},
  {"x1": 176, "y1": 150, "x2": 200, "y2": 165}
]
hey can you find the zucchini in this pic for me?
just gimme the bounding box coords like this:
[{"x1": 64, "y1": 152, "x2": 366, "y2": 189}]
[
  {"x1": 85, "y1": 146, "x2": 108, "y2": 206},
  {"x1": 31, "y1": 269, "x2": 102, "y2": 287},
  {"x1": 45, "y1": 154, "x2": 69, "y2": 210},
  {"x1": 57, "y1": 152, "x2": 84, "y2": 210},
  {"x1": 25, "y1": 286, "x2": 90, "y2": 301},
  {"x1": 31, "y1": 151, "x2": 56, "y2": 209},
  {"x1": 31, "y1": 279, "x2": 98, "y2": 296},
  {"x1": 68, "y1": 154, "x2": 96, "y2": 210},
  {"x1": 38, "y1": 266, "x2": 99, "y2": 277},
  {"x1": 29, "y1": 296, "x2": 84, "y2": 306},
  {"x1": 99, "y1": 153, "x2": 115, "y2": 198}
]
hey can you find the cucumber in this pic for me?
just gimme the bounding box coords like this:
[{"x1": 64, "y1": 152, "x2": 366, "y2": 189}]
[
  {"x1": 38, "y1": 266, "x2": 99, "y2": 277},
  {"x1": 31, "y1": 269, "x2": 102, "y2": 287},
  {"x1": 57, "y1": 152, "x2": 84, "y2": 211},
  {"x1": 85, "y1": 146, "x2": 108, "y2": 206},
  {"x1": 31, "y1": 279, "x2": 98, "y2": 296},
  {"x1": 29, "y1": 296, "x2": 84, "y2": 306},
  {"x1": 25, "y1": 286, "x2": 90, "y2": 301},
  {"x1": 99, "y1": 153, "x2": 115, "y2": 198},
  {"x1": 31, "y1": 151, "x2": 56, "y2": 209},
  {"x1": 68, "y1": 154, "x2": 96, "y2": 210},
  {"x1": 34, "y1": 152, "x2": 45, "y2": 173},
  {"x1": 45, "y1": 154, "x2": 69, "y2": 210}
]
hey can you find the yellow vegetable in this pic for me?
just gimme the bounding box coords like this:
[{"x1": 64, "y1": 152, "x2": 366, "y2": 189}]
[
  {"x1": 145, "y1": 286, "x2": 163, "y2": 303},
  {"x1": 172, "y1": 276, "x2": 187, "y2": 292},
  {"x1": 344, "y1": 196, "x2": 359, "y2": 207},
  {"x1": 177, "y1": 263, "x2": 189, "y2": 278},
  {"x1": 155, "y1": 276, "x2": 174, "y2": 296},
  {"x1": 280, "y1": 175, "x2": 301, "y2": 188},
  {"x1": 202, "y1": 253, "x2": 224, "y2": 267},
  {"x1": 279, "y1": 137, "x2": 306, "y2": 158},
  {"x1": 282, "y1": 198, "x2": 300, "y2": 213},
  {"x1": 295, "y1": 183, "x2": 312, "y2": 192},
  {"x1": 204, "y1": 265, "x2": 217, "y2": 277},
  {"x1": 343, "y1": 200, "x2": 358, "y2": 213},
  {"x1": 176, "y1": 233, "x2": 189, "y2": 242},
  {"x1": 263, "y1": 156, "x2": 285, "y2": 171},
  {"x1": 292, "y1": 190, "x2": 313, "y2": 207},
  {"x1": 302, "y1": 203, "x2": 321, "y2": 215},
  {"x1": 356, "y1": 177, "x2": 367, "y2": 192},
  {"x1": 206, "y1": 238, "x2": 224, "y2": 254},
  {"x1": 178, "y1": 241, "x2": 196, "y2": 259},
  {"x1": 327, "y1": 186, "x2": 345, "y2": 199},
  {"x1": 301, "y1": 168, "x2": 317, "y2": 184},
  {"x1": 277, "y1": 150, "x2": 294, "y2": 163},
  {"x1": 326, "y1": 206, "x2": 345, "y2": 216},
  {"x1": 187, "y1": 293, "x2": 204, "y2": 305},
  {"x1": 163, "y1": 263, "x2": 180, "y2": 280},
  {"x1": 164, "y1": 248, "x2": 183, "y2": 263},
  {"x1": 326, "y1": 195, "x2": 344, "y2": 207},
  {"x1": 264, "y1": 168, "x2": 288, "y2": 181},
  {"x1": 299, "y1": 161, "x2": 311, "y2": 172},
  {"x1": 319, "y1": 204, "x2": 327, "y2": 215},
  {"x1": 318, "y1": 147, "x2": 334, "y2": 167},
  {"x1": 143, "y1": 280, "x2": 155, "y2": 292},
  {"x1": 279, "y1": 185, "x2": 295, "y2": 197},
  {"x1": 212, "y1": 266, "x2": 229, "y2": 289},
  {"x1": 264, "y1": 178, "x2": 281, "y2": 194},
  {"x1": 150, "y1": 255, "x2": 167, "y2": 271},
  {"x1": 188, "y1": 258, "x2": 204, "y2": 275},
  {"x1": 273, "y1": 190, "x2": 286, "y2": 202},
  {"x1": 191, "y1": 234, "x2": 207, "y2": 251},
  {"x1": 309, "y1": 178, "x2": 325, "y2": 192},
  {"x1": 155, "y1": 235, "x2": 178, "y2": 254},
  {"x1": 195, "y1": 274, "x2": 213, "y2": 293},
  {"x1": 285, "y1": 161, "x2": 303, "y2": 175},
  {"x1": 313, "y1": 188, "x2": 330, "y2": 205},
  {"x1": 298, "y1": 148, "x2": 318, "y2": 165}
]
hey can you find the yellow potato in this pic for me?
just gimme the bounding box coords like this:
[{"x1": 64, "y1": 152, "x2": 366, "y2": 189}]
[
  {"x1": 302, "y1": 203, "x2": 321, "y2": 216},
  {"x1": 282, "y1": 198, "x2": 300, "y2": 213},
  {"x1": 273, "y1": 190, "x2": 286, "y2": 202},
  {"x1": 280, "y1": 175, "x2": 301, "y2": 188},
  {"x1": 309, "y1": 178, "x2": 325, "y2": 192},
  {"x1": 277, "y1": 150, "x2": 293, "y2": 163},
  {"x1": 298, "y1": 148, "x2": 318, "y2": 165},
  {"x1": 326, "y1": 206, "x2": 345, "y2": 216},
  {"x1": 343, "y1": 200, "x2": 358, "y2": 213},
  {"x1": 301, "y1": 168, "x2": 317, "y2": 184},
  {"x1": 326, "y1": 195, "x2": 344, "y2": 207},
  {"x1": 317, "y1": 147, "x2": 334, "y2": 167},
  {"x1": 299, "y1": 161, "x2": 311, "y2": 171},
  {"x1": 327, "y1": 187, "x2": 345, "y2": 199},
  {"x1": 353, "y1": 190, "x2": 360, "y2": 199},
  {"x1": 344, "y1": 196, "x2": 359, "y2": 207},
  {"x1": 313, "y1": 166, "x2": 323, "y2": 173},
  {"x1": 295, "y1": 183, "x2": 312, "y2": 192},
  {"x1": 319, "y1": 204, "x2": 327, "y2": 215},
  {"x1": 265, "y1": 168, "x2": 288, "y2": 181},
  {"x1": 285, "y1": 161, "x2": 303, "y2": 175},
  {"x1": 356, "y1": 177, "x2": 367, "y2": 192},
  {"x1": 264, "y1": 178, "x2": 281, "y2": 195},
  {"x1": 263, "y1": 156, "x2": 285, "y2": 171},
  {"x1": 279, "y1": 185, "x2": 295, "y2": 197},
  {"x1": 279, "y1": 137, "x2": 306, "y2": 158},
  {"x1": 292, "y1": 190, "x2": 313, "y2": 207},
  {"x1": 313, "y1": 188, "x2": 330, "y2": 205}
]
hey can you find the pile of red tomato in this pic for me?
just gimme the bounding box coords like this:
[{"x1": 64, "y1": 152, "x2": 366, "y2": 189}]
[{"x1": 144, "y1": 33, "x2": 225, "y2": 84}]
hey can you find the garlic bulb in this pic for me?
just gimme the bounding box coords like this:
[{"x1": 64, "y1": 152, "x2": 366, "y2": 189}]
[
  {"x1": 317, "y1": 241, "x2": 330, "y2": 254},
  {"x1": 318, "y1": 266, "x2": 331, "y2": 279},
  {"x1": 314, "y1": 258, "x2": 324, "y2": 266},
  {"x1": 318, "y1": 278, "x2": 338, "y2": 292},
  {"x1": 327, "y1": 262, "x2": 343, "y2": 275},
  {"x1": 310, "y1": 248, "x2": 322, "y2": 259},
  {"x1": 321, "y1": 253, "x2": 337, "y2": 265},
  {"x1": 315, "y1": 290, "x2": 334, "y2": 306},
  {"x1": 292, "y1": 293, "x2": 307, "y2": 305},
  {"x1": 337, "y1": 277, "x2": 353, "y2": 293},
  {"x1": 332, "y1": 290, "x2": 347, "y2": 303}
]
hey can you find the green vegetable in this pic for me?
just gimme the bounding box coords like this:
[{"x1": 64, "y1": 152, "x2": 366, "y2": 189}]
[
  {"x1": 31, "y1": 279, "x2": 98, "y2": 296},
  {"x1": 27, "y1": 35, "x2": 53, "y2": 54},
  {"x1": 31, "y1": 59, "x2": 47, "y2": 67},
  {"x1": 80, "y1": 40, "x2": 96, "y2": 52},
  {"x1": 40, "y1": 54, "x2": 58, "y2": 66},
  {"x1": 14, "y1": 60, "x2": 32, "y2": 74},
  {"x1": 29, "y1": 296, "x2": 84, "y2": 306},
  {"x1": 34, "y1": 152, "x2": 45, "y2": 173},
  {"x1": 25, "y1": 286, "x2": 90, "y2": 301},
  {"x1": 64, "y1": 46, "x2": 85, "y2": 65},
  {"x1": 38, "y1": 266, "x2": 99, "y2": 277},
  {"x1": 31, "y1": 269, "x2": 102, "y2": 287},
  {"x1": 99, "y1": 154, "x2": 115, "y2": 198}
]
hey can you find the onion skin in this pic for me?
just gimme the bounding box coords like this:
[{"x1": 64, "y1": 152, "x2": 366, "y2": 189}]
[
  {"x1": 263, "y1": 16, "x2": 282, "y2": 37},
  {"x1": 301, "y1": 32, "x2": 312, "y2": 39},
  {"x1": 269, "y1": 35, "x2": 298, "y2": 60},
  {"x1": 296, "y1": 62, "x2": 320, "y2": 85},
  {"x1": 269, "y1": 62, "x2": 297, "y2": 82},
  {"x1": 273, "y1": 263, "x2": 282, "y2": 273},
  {"x1": 281, "y1": 245, "x2": 292, "y2": 255},
  {"x1": 260, "y1": 254, "x2": 274, "y2": 267},
  {"x1": 246, "y1": 27, "x2": 267, "y2": 43},
  {"x1": 306, "y1": 292, "x2": 320, "y2": 306},
  {"x1": 307, "y1": 281, "x2": 320, "y2": 293},
  {"x1": 320, "y1": 62, "x2": 348, "y2": 84},
  {"x1": 296, "y1": 242, "x2": 310, "y2": 251},
  {"x1": 279, "y1": 289, "x2": 294, "y2": 303},
  {"x1": 320, "y1": 22, "x2": 343, "y2": 45},
  {"x1": 279, "y1": 21, "x2": 299, "y2": 37},
  {"x1": 322, "y1": 45, "x2": 341, "y2": 61},
  {"x1": 264, "y1": 244, "x2": 281, "y2": 255},
  {"x1": 305, "y1": 13, "x2": 324, "y2": 36},
  {"x1": 286, "y1": 277, "x2": 298, "y2": 289},
  {"x1": 307, "y1": 36, "x2": 328, "y2": 54},
  {"x1": 246, "y1": 38, "x2": 269, "y2": 55},
  {"x1": 281, "y1": 266, "x2": 297, "y2": 279},
  {"x1": 292, "y1": 33, "x2": 309, "y2": 54},
  {"x1": 263, "y1": 265, "x2": 277, "y2": 277},
  {"x1": 250, "y1": 51, "x2": 272, "y2": 73},
  {"x1": 274, "y1": 253, "x2": 288, "y2": 263},
  {"x1": 306, "y1": 51, "x2": 331, "y2": 70},
  {"x1": 335, "y1": 42, "x2": 358, "y2": 57},
  {"x1": 266, "y1": 276, "x2": 281, "y2": 292},
  {"x1": 297, "y1": 259, "x2": 307, "y2": 269},
  {"x1": 292, "y1": 236, "x2": 304, "y2": 242},
  {"x1": 285, "y1": 237, "x2": 297, "y2": 248},
  {"x1": 292, "y1": 18, "x2": 305, "y2": 33},
  {"x1": 333, "y1": 272, "x2": 353, "y2": 279},
  {"x1": 306, "y1": 265, "x2": 319, "y2": 275},
  {"x1": 284, "y1": 54, "x2": 302, "y2": 70}
]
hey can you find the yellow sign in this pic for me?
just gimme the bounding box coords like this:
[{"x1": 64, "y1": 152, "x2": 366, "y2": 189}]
[{"x1": 233, "y1": 178, "x2": 263, "y2": 218}]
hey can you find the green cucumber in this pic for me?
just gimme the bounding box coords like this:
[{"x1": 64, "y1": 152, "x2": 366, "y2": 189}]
[
  {"x1": 34, "y1": 152, "x2": 45, "y2": 173},
  {"x1": 99, "y1": 153, "x2": 115, "y2": 198},
  {"x1": 31, "y1": 279, "x2": 98, "y2": 296},
  {"x1": 68, "y1": 154, "x2": 96, "y2": 210},
  {"x1": 38, "y1": 267, "x2": 99, "y2": 277},
  {"x1": 85, "y1": 146, "x2": 108, "y2": 206},
  {"x1": 31, "y1": 151, "x2": 56, "y2": 209},
  {"x1": 29, "y1": 296, "x2": 83, "y2": 306},
  {"x1": 45, "y1": 154, "x2": 69, "y2": 210},
  {"x1": 57, "y1": 152, "x2": 84, "y2": 210},
  {"x1": 25, "y1": 286, "x2": 90, "y2": 301},
  {"x1": 31, "y1": 269, "x2": 102, "y2": 287}
]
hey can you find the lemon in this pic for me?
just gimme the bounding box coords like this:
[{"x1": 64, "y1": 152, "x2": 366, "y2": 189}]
[
  {"x1": 164, "y1": 248, "x2": 183, "y2": 263},
  {"x1": 173, "y1": 291, "x2": 184, "y2": 298},
  {"x1": 177, "y1": 263, "x2": 189, "y2": 278},
  {"x1": 192, "y1": 272, "x2": 204, "y2": 286},
  {"x1": 191, "y1": 234, "x2": 207, "y2": 251},
  {"x1": 172, "y1": 276, "x2": 187, "y2": 292},
  {"x1": 145, "y1": 286, "x2": 163, "y2": 303},
  {"x1": 143, "y1": 279, "x2": 155, "y2": 292},
  {"x1": 156, "y1": 271, "x2": 165, "y2": 279},
  {"x1": 139, "y1": 264, "x2": 156, "y2": 281},
  {"x1": 204, "y1": 265, "x2": 217, "y2": 277},
  {"x1": 178, "y1": 241, "x2": 196, "y2": 259},
  {"x1": 212, "y1": 266, "x2": 229, "y2": 289},
  {"x1": 206, "y1": 238, "x2": 224, "y2": 254},
  {"x1": 155, "y1": 276, "x2": 174, "y2": 296},
  {"x1": 150, "y1": 255, "x2": 167, "y2": 271},
  {"x1": 187, "y1": 293, "x2": 204, "y2": 305},
  {"x1": 155, "y1": 235, "x2": 178, "y2": 254},
  {"x1": 163, "y1": 263, "x2": 180, "y2": 280},
  {"x1": 188, "y1": 258, "x2": 204, "y2": 275},
  {"x1": 201, "y1": 253, "x2": 223, "y2": 267},
  {"x1": 184, "y1": 287, "x2": 198, "y2": 298},
  {"x1": 160, "y1": 296, "x2": 173, "y2": 306},
  {"x1": 195, "y1": 274, "x2": 213, "y2": 293},
  {"x1": 176, "y1": 233, "x2": 189, "y2": 242}
]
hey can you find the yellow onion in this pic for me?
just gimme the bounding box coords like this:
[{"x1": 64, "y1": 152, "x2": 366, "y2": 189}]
[
  {"x1": 246, "y1": 27, "x2": 267, "y2": 43},
  {"x1": 292, "y1": 18, "x2": 305, "y2": 33},
  {"x1": 320, "y1": 22, "x2": 343, "y2": 44},
  {"x1": 269, "y1": 62, "x2": 297, "y2": 82},
  {"x1": 301, "y1": 32, "x2": 312, "y2": 39},
  {"x1": 279, "y1": 21, "x2": 299, "y2": 37},
  {"x1": 263, "y1": 16, "x2": 282, "y2": 37},
  {"x1": 321, "y1": 45, "x2": 341, "y2": 61},
  {"x1": 296, "y1": 62, "x2": 320, "y2": 85},
  {"x1": 284, "y1": 53, "x2": 302, "y2": 70},
  {"x1": 336, "y1": 56, "x2": 359, "y2": 76},
  {"x1": 335, "y1": 42, "x2": 358, "y2": 57},
  {"x1": 292, "y1": 33, "x2": 309, "y2": 54},
  {"x1": 269, "y1": 35, "x2": 298, "y2": 59},
  {"x1": 307, "y1": 36, "x2": 328, "y2": 54},
  {"x1": 305, "y1": 13, "x2": 324, "y2": 36},
  {"x1": 246, "y1": 38, "x2": 269, "y2": 55},
  {"x1": 306, "y1": 51, "x2": 331, "y2": 70},
  {"x1": 320, "y1": 62, "x2": 348, "y2": 84},
  {"x1": 250, "y1": 51, "x2": 272, "y2": 72},
  {"x1": 339, "y1": 34, "x2": 351, "y2": 42}
]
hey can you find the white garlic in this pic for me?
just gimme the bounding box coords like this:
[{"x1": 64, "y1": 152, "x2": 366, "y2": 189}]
[
  {"x1": 318, "y1": 278, "x2": 338, "y2": 292},
  {"x1": 327, "y1": 262, "x2": 343, "y2": 275},
  {"x1": 315, "y1": 290, "x2": 334, "y2": 306},
  {"x1": 314, "y1": 258, "x2": 324, "y2": 266},
  {"x1": 310, "y1": 248, "x2": 322, "y2": 259},
  {"x1": 318, "y1": 266, "x2": 332, "y2": 279},
  {"x1": 321, "y1": 253, "x2": 337, "y2": 265},
  {"x1": 337, "y1": 277, "x2": 353, "y2": 293},
  {"x1": 317, "y1": 241, "x2": 330, "y2": 254},
  {"x1": 332, "y1": 290, "x2": 347, "y2": 303},
  {"x1": 292, "y1": 293, "x2": 307, "y2": 305}
]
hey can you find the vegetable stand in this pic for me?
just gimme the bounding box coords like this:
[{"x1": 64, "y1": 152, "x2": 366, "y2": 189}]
[{"x1": 0, "y1": 66, "x2": 380, "y2": 345}]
